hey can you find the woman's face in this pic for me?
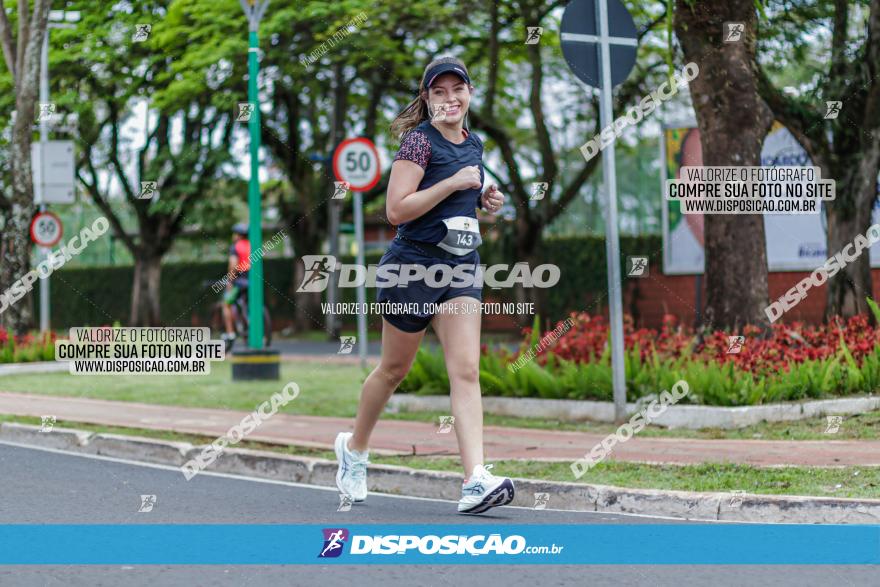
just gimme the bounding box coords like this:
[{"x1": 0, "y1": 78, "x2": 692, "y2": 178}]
[{"x1": 424, "y1": 72, "x2": 471, "y2": 125}]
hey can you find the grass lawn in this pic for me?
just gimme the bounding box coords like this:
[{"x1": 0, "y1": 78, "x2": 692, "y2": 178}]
[
  {"x1": 2, "y1": 414, "x2": 877, "y2": 499},
  {"x1": 1, "y1": 360, "x2": 879, "y2": 440},
  {"x1": 0, "y1": 361, "x2": 368, "y2": 418}
]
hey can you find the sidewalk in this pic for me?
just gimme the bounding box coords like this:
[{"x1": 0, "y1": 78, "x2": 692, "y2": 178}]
[{"x1": 0, "y1": 391, "x2": 878, "y2": 467}]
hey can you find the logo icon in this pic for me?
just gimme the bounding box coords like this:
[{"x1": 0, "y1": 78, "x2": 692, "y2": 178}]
[
  {"x1": 297, "y1": 255, "x2": 337, "y2": 292},
  {"x1": 430, "y1": 103, "x2": 447, "y2": 122},
  {"x1": 332, "y1": 181, "x2": 350, "y2": 200},
  {"x1": 824, "y1": 101, "x2": 842, "y2": 120},
  {"x1": 318, "y1": 528, "x2": 349, "y2": 558},
  {"x1": 138, "y1": 494, "x2": 157, "y2": 512},
  {"x1": 825, "y1": 415, "x2": 843, "y2": 434},
  {"x1": 530, "y1": 182, "x2": 548, "y2": 201},
  {"x1": 726, "y1": 335, "x2": 745, "y2": 354},
  {"x1": 337, "y1": 494, "x2": 353, "y2": 512},
  {"x1": 437, "y1": 415, "x2": 455, "y2": 434},
  {"x1": 138, "y1": 181, "x2": 158, "y2": 200},
  {"x1": 724, "y1": 22, "x2": 744, "y2": 42},
  {"x1": 36, "y1": 102, "x2": 56, "y2": 122},
  {"x1": 627, "y1": 256, "x2": 648, "y2": 278},
  {"x1": 525, "y1": 27, "x2": 543, "y2": 44},
  {"x1": 533, "y1": 492, "x2": 550, "y2": 509},
  {"x1": 237, "y1": 103, "x2": 255, "y2": 122},
  {"x1": 132, "y1": 24, "x2": 152, "y2": 42},
  {"x1": 40, "y1": 415, "x2": 56, "y2": 432},
  {"x1": 338, "y1": 336, "x2": 356, "y2": 355},
  {"x1": 728, "y1": 490, "x2": 746, "y2": 508}
]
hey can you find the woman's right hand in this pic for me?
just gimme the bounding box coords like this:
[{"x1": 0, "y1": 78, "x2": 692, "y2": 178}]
[{"x1": 447, "y1": 165, "x2": 482, "y2": 192}]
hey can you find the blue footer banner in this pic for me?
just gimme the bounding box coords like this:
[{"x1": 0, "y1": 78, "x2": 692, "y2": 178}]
[{"x1": 1, "y1": 524, "x2": 878, "y2": 565}]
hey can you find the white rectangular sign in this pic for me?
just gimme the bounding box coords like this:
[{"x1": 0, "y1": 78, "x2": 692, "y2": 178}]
[{"x1": 32, "y1": 140, "x2": 76, "y2": 205}]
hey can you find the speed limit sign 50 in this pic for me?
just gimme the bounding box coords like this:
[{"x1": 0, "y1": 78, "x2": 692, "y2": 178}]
[
  {"x1": 332, "y1": 137, "x2": 381, "y2": 192},
  {"x1": 30, "y1": 211, "x2": 63, "y2": 247}
]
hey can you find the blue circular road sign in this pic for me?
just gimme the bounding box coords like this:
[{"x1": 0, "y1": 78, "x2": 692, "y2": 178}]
[{"x1": 560, "y1": 0, "x2": 638, "y2": 89}]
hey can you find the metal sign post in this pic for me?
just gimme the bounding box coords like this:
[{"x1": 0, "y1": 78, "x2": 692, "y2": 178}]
[
  {"x1": 352, "y1": 191, "x2": 368, "y2": 370},
  {"x1": 39, "y1": 31, "x2": 49, "y2": 334},
  {"x1": 34, "y1": 11, "x2": 80, "y2": 333},
  {"x1": 561, "y1": 0, "x2": 638, "y2": 422},
  {"x1": 332, "y1": 138, "x2": 381, "y2": 370}
]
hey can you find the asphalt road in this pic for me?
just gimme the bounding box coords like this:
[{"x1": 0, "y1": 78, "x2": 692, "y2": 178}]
[{"x1": 0, "y1": 442, "x2": 876, "y2": 586}]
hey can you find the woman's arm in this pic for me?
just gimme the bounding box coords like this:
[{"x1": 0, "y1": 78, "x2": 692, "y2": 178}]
[{"x1": 386, "y1": 161, "x2": 481, "y2": 225}]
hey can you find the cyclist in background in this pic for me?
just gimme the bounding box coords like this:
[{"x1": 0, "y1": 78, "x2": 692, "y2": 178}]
[{"x1": 222, "y1": 223, "x2": 250, "y2": 348}]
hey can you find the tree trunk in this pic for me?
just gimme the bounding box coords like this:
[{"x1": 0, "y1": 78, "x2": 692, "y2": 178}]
[
  {"x1": 825, "y1": 151, "x2": 880, "y2": 319},
  {"x1": 753, "y1": 0, "x2": 880, "y2": 319},
  {"x1": 129, "y1": 252, "x2": 162, "y2": 326},
  {"x1": 0, "y1": 103, "x2": 38, "y2": 333},
  {"x1": 0, "y1": 0, "x2": 51, "y2": 333},
  {"x1": 825, "y1": 202, "x2": 872, "y2": 318},
  {"x1": 675, "y1": 0, "x2": 773, "y2": 332}
]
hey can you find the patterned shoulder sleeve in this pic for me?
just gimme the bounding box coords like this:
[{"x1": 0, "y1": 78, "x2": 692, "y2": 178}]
[{"x1": 393, "y1": 130, "x2": 431, "y2": 169}]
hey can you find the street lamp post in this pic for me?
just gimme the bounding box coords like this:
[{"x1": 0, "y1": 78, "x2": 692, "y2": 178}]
[
  {"x1": 232, "y1": 0, "x2": 278, "y2": 381},
  {"x1": 239, "y1": 0, "x2": 269, "y2": 350}
]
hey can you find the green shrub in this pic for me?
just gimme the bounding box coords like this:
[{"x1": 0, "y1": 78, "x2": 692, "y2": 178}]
[
  {"x1": 399, "y1": 338, "x2": 880, "y2": 407},
  {"x1": 0, "y1": 331, "x2": 58, "y2": 364}
]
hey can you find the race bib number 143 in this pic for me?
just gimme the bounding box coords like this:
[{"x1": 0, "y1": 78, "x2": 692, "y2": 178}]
[{"x1": 437, "y1": 216, "x2": 482, "y2": 256}]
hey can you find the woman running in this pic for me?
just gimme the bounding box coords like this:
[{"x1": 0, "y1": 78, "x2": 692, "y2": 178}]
[{"x1": 334, "y1": 56, "x2": 513, "y2": 514}]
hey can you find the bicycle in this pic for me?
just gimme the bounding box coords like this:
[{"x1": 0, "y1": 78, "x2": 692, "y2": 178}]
[{"x1": 205, "y1": 280, "x2": 272, "y2": 351}]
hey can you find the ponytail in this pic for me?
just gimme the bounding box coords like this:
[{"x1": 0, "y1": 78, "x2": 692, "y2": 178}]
[{"x1": 390, "y1": 96, "x2": 429, "y2": 141}]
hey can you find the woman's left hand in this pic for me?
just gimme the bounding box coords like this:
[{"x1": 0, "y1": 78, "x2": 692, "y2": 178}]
[{"x1": 481, "y1": 184, "x2": 504, "y2": 213}]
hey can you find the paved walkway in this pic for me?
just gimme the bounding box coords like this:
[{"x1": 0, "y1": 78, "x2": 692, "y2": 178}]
[{"x1": 0, "y1": 391, "x2": 878, "y2": 467}]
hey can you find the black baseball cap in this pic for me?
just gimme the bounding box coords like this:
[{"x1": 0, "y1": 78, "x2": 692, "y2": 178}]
[{"x1": 425, "y1": 62, "x2": 471, "y2": 88}]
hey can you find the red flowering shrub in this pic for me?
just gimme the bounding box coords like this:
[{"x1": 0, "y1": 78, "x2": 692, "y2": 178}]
[
  {"x1": 0, "y1": 330, "x2": 58, "y2": 363},
  {"x1": 519, "y1": 312, "x2": 880, "y2": 376}
]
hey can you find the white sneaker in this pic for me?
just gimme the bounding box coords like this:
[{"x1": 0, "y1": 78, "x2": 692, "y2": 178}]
[
  {"x1": 335, "y1": 432, "x2": 369, "y2": 502},
  {"x1": 458, "y1": 464, "x2": 515, "y2": 514}
]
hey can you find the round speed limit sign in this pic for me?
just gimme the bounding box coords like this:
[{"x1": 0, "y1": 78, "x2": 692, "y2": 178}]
[
  {"x1": 332, "y1": 137, "x2": 381, "y2": 192},
  {"x1": 30, "y1": 211, "x2": 63, "y2": 247}
]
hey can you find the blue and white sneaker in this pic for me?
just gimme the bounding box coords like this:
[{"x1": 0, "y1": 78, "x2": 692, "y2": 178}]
[
  {"x1": 335, "y1": 432, "x2": 369, "y2": 502},
  {"x1": 458, "y1": 464, "x2": 515, "y2": 514}
]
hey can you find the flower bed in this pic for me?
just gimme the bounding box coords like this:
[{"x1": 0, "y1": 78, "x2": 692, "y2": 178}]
[
  {"x1": 399, "y1": 302, "x2": 880, "y2": 406},
  {"x1": 0, "y1": 331, "x2": 57, "y2": 363}
]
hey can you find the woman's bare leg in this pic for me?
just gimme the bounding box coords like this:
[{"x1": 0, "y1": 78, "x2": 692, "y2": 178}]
[
  {"x1": 349, "y1": 318, "x2": 425, "y2": 452},
  {"x1": 431, "y1": 297, "x2": 483, "y2": 478}
]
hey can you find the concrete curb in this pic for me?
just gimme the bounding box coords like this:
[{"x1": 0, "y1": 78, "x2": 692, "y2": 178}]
[
  {"x1": 3, "y1": 422, "x2": 879, "y2": 524},
  {"x1": 388, "y1": 394, "x2": 880, "y2": 429}
]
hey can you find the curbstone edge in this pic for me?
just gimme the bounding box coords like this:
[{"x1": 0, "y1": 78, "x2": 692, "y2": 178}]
[
  {"x1": 0, "y1": 422, "x2": 92, "y2": 450},
  {"x1": 3, "y1": 423, "x2": 879, "y2": 523}
]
